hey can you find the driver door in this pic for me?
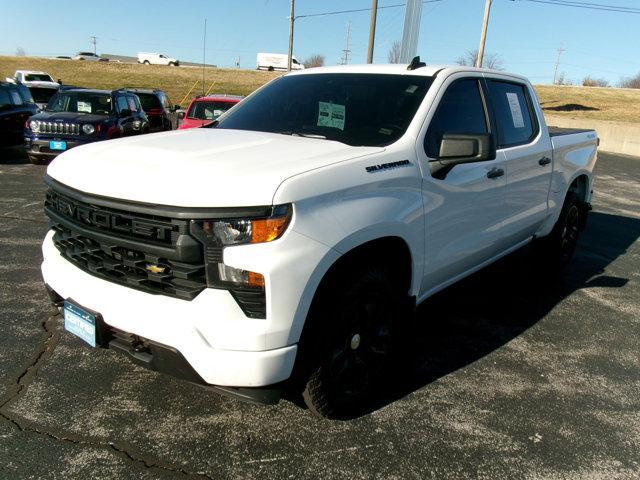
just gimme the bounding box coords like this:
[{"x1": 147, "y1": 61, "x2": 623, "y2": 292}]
[{"x1": 417, "y1": 76, "x2": 509, "y2": 297}]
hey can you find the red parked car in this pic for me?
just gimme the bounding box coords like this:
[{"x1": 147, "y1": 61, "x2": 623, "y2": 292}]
[{"x1": 178, "y1": 95, "x2": 243, "y2": 129}]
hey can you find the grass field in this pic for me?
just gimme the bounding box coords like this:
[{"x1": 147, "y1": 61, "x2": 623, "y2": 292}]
[
  {"x1": 2, "y1": 56, "x2": 640, "y2": 122},
  {"x1": 0, "y1": 56, "x2": 278, "y2": 106}
]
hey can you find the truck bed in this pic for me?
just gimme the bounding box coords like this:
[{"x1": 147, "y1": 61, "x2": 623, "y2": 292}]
[{"x1": 548, "y1": 126, "x2": 595, "y2": 137}]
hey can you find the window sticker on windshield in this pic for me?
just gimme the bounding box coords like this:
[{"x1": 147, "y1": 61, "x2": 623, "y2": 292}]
[
  {"x1": 317, "y1": 101, "x2": 345, "y2": 130},
  {"x1": 405, "y1": 85, "x2": 418, "y2": 93},
  {"x1": 213, "y1": 109, "x2": 224, "y2": 117},
  {"x1": 77, "y1": 101, "x2": 91, "y2": 113},
  {"x1": 506, "y1": 92, "x2": 525, "y2": 128}
]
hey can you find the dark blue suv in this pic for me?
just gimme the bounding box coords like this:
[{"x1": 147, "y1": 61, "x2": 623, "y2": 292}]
[{"x1": 24, "y1": 88, "x2": 149, "y2": 164}]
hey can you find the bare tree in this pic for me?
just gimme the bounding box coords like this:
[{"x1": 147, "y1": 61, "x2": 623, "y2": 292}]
[
  {"x1": 620, "y1": 72, "x2": 640, "y2": 89},
  {"x1": 456, "y1": 50, "x2": 503, "y2": 70},
  {"x1": 556, "y1": 71, "x2": 573, "y2": 86},
  {"x1": 303, "y1": 54, "x2": 325, "y2": 68},
  {"x1": 15, "y1": 46, "x2": 26, "y2": 56},
  {"x1": 582, "y1": 76, "x2": 609, "y2": 87},
  {"x1": 387, "y1": 41, "x2": 401, "y2": 64}
]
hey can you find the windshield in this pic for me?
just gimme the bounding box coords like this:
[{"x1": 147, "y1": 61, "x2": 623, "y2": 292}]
[
  {"x1": 30, "y1": 87, "x2": 57, "y2": 104},
  {"x1": 25, "y1": 74, "x2": 53, "y2": 82},
  {"x1": 214, "y1": 73, "x2": 432, "y2": 146},
  {"x1": 47, "y1": 92, "x2": 112, "y2": 115},
  {"x1": 188, "y1": 100, "x2": 238, "y2": 120}
]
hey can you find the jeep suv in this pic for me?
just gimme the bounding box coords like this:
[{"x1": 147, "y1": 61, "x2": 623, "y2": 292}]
[
  {"x1": 24, "y1": 88, "x2": 149, "y2": 164},
  {"x1": 123, "y1": 88, "x2": 180, "y2": 132},
  {"x1": 0, "y1": 82, "x2": 38, "y2": 147}
]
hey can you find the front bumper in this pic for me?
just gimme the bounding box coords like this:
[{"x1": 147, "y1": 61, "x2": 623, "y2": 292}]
[
  {"x1": 41, "y1": 231, "x2": 298, "y2": 388},
  {"x1": 24, "y1": 137, "x2": 93, "y2": 159}
]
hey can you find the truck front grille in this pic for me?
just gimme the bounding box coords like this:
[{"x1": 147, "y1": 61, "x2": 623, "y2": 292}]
[
  {"x1": 52, "y1": 224, "x2": 206, "y2": 300},
  {"x1": 39, "y1": 122, "x2": 80, "y2": 135},
  {"x1": 44, "y1": 178, "x2": 267, "y2": 317}
]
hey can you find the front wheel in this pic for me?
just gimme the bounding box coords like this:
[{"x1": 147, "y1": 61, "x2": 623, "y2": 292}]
[
  {"x1": 143, "y1": 60, "x2": 150, "y2": 65},
  {"x1": 301, "y1": 266, "x2": 407, "y2": 418},
  {"x1": 28, "y1": 154, "x2": 48, "y2": 165}
]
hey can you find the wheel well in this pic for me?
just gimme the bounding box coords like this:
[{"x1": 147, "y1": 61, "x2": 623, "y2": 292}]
[
  {"x1": 568, "y1": 174, "x2": 589, "y2": 203},
  {"x1": 315, "y1": 237, "x2": 412, "y2": 303}
]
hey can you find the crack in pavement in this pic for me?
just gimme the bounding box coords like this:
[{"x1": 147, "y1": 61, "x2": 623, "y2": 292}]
[{"x1": 0, "y1": 315, "x2": 215, "y2": 480}]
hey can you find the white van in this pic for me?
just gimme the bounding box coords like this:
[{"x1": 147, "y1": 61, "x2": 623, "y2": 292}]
[
  {"x1": 137, "y1": 52, "x2": 180, "y2": 66},
  {"x1": 256, "y1": 53, "x2": 304, "y2": 71}
]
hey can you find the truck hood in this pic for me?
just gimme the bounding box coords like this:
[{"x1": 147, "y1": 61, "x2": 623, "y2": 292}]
[
  {"x1": 33, "y1": 111, "x2": 107, "y2": 123},
  {"x1": 47, "y1": 129, "x2": 384, "y2": 207}
]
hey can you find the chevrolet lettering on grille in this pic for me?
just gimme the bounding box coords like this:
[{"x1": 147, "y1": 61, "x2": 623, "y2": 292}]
[{"x1": 45, "y1": 190, "x2": 175, "y2": 243}]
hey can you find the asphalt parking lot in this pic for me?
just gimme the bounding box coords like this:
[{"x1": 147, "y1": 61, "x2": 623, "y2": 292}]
[{"x1": 0, "y1": 146, "x2": 638, "y2": 480}]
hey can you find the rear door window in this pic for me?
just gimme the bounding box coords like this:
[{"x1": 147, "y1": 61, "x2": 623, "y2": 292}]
[
  {"x1": 424, "y1": 79, "x2": 488, "y2": 158},
  {"x1": 487, "y1": 80, "x2": 537, "y2": 148}
]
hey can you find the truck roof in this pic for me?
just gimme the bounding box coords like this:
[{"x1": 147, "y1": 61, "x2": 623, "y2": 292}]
[
  {"x1": 287, "y1": 63, "x2": 529, "y2": 82},
  {"x1": 16, "y1": 70, "x2": 50, "y2": 75}
]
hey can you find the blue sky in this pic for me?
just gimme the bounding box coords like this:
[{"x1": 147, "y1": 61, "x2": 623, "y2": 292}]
[{"x1": 1, "y1": 0, "x2": 638, "y2": 85}]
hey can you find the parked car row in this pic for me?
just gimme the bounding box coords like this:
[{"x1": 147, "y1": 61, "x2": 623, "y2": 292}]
[{"x1": 1, "y1": 67, "x2": 245, "y2": 163}]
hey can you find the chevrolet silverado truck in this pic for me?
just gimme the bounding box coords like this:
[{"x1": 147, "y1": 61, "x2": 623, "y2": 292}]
[{"x1": 41, "y1": 60, "x2": 598, "y2": 418}]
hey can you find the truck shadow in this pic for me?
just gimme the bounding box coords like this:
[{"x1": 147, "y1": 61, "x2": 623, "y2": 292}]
[{"x1": 355, "y1": 211, "x2": 639, "y2": 418}]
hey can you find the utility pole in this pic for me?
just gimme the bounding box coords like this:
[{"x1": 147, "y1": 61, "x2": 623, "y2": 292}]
[
  {"x1": 202, "y1": 19, "x2": 207, "y2": 96},
  {"x1": 552, "y1": 46, "x2": 566, "y2": 85},
  {"x1": 366, "y1": 0, "x2": 378, "y2": 64},
  {"x1": 476, "y1": 0, "x2": 492, "y2": 68},
  {"x1": 90, "y1": 36, "x2": 97, "y2": 55},
  {"x1": 287, "y1": 0, "x2": 295, "y2": 71},
  {"x1": 341, "y1": 22, "x2": 352, "y2": 65}
]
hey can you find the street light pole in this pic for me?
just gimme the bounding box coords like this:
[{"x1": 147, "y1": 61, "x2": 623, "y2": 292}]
[
  {"x1": 476, "y1": 0, "x2": 492, "y2": 68},
  {"x1": 367, "y1": 0, "x2": 378, "y2": 64},
  {"x1": 288, "y1": 0, "x2": 295, "y2": 72}
]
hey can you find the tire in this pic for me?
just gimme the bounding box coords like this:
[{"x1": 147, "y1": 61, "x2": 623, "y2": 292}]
[
  {"x1": 300, "y1": 265, "x2": 407, "y2": 418},
  {"x1": 535, "y1": 191, "x2": 583, "y2": 269},
  {"x1": 28, "y1": 154, "x2": 48, "y2": 165},
  {"x1": 268, "y1": 66, "x2": 274, "y2": 72},
  {"x1": 143, "y1": 60, "x2": 150, "y2": 65},
  {"x1": 169, "y1": 62, "x2": 176, "y2": 67}
]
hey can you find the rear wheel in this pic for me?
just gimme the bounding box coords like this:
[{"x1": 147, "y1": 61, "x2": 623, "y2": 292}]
[
  {"x1": 301, "y1": 266, "x2": 406, "y2": 418},
  {"x1": 535, "y1": 191, "x2": 583, "y2": 268}
]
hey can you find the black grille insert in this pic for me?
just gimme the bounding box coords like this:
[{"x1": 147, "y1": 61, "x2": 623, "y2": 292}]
[{"x1": 52, "y1": 224, "x2": 206, "y2": 300}]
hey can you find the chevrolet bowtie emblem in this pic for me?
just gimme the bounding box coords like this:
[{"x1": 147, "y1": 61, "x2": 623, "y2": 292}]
[{"x1": 146, "y1": 264, "x2": 166, "y2": 274}]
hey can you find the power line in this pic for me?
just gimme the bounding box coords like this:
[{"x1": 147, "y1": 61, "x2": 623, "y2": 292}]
[
  {"x1": 513, "y1": 0, "x2": 640, "y2": 14},
  {"x1": 533, "y1": 0, "x2": 640, "y2": 11},
  {"x1": 295, "y1": 0, "x2": 445, "y2": 20}
]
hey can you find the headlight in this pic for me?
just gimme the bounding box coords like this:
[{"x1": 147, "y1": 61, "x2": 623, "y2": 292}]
[
  {"x1": 190, "y1": 204, "x2": 291, "y2": 292},
  {"x1": 197, "y1": 204, "x2": 291, "y2": 246},
  {"x1": 30, "y1": 120, "x2": 40, "y2": 132},
  {"x1": 82, "y1": 124, "x2": 95, "y2": 134}
]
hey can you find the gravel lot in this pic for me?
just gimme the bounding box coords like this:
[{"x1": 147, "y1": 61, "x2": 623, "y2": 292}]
[{"x1": 0, "y1": 146, "x2": 638, "y2": 479}]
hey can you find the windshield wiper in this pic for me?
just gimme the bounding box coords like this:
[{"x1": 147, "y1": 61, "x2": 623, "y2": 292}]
[{"x1": 278, "y1": 131, "x2": 327, "y2": 140}]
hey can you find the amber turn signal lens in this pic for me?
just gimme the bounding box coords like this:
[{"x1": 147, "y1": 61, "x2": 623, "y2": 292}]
[
  {"x1": 251, "y1": 215, "x2": 290, "y2": 243},
  {"x1": 248, "y1": 271, "x2": 265, "y2": 288}
]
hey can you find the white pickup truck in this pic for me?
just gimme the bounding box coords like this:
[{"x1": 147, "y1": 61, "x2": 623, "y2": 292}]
[
  {"x1": 41, "y1": 60, "x2": 597, "y2": 418},
  {"x1": 6, "y1": 70, "x2": 60, "y2": 109}
]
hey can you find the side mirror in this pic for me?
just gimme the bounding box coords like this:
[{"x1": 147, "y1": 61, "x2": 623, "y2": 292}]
[
  {"x1": 177, "y1": 111, "x2": 185, "y2": 119},
  {"x1": 119, "y1": 108, "x2": 132, "y2": 118},
  {"x1": 430, "y1": 133, "x2": 495, "y2": 179}
]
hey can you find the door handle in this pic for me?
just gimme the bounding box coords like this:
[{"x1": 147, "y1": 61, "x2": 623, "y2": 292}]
[
  {"x1": 538, "y1": 156, "x2": 551, "y2": 166},
  {"x1": 487, "y1": 167, "x2": 505, "y2": 179}
]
